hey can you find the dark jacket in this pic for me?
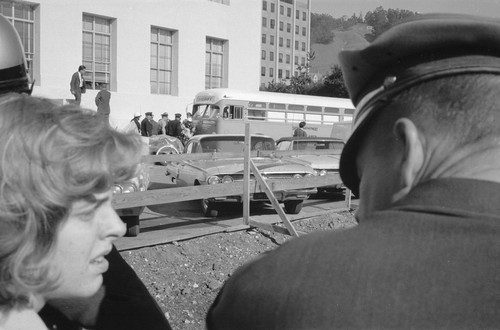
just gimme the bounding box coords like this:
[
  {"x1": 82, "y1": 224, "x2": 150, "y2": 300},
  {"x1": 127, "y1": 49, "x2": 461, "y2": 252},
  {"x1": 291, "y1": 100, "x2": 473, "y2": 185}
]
[
  {"x1": 166, "y1": 118, "x2": 182, "y2": 137},
  {"x1": 141, "y1": 118, "x2": 153, "y2": 137},
  {"x1": 70, "y1": 71, "x2": 86, "y2": 94},
  {"x1": 95, "y1": 89, "x2": 111, "y2": 115},
  {"x1": 207, "y1": 178, "x2": 500, "y2": 329}
]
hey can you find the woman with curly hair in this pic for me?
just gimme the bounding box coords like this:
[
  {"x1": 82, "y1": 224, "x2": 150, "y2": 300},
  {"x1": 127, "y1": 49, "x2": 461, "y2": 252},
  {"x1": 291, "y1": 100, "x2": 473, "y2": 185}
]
[{"x1": 0, "y1": 94, "x2": 143, "y2": 329}]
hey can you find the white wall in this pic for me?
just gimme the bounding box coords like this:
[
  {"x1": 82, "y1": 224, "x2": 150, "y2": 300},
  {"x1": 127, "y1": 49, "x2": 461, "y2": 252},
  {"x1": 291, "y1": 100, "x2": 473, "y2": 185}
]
[{"x1": 30, "y1": 0, "x2": 261, "y2": 129}]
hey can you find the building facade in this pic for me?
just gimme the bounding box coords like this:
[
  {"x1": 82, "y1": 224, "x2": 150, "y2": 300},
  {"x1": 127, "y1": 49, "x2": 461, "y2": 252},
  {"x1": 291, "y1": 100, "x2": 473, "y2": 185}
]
[
  {"x1": 1, "y1": 0, "x2": 261, "y2": 129},
  {"x1": 260, "y1": 0, "x2": 311, "y2": 87}
]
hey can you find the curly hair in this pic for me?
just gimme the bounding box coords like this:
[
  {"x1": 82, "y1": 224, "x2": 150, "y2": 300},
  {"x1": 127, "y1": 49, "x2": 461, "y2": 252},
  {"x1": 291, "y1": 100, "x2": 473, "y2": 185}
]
[{"x1": 0, "y1": 94, "x2": 144, "y2": 310}]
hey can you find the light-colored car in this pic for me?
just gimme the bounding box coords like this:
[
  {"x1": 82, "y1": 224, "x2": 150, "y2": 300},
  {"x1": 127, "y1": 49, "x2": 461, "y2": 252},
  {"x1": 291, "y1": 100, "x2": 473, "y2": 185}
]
[
  {"x1": 165, "y1": 134, "x2": 318, "y2": 216},
  {"x1": 276, "y1": 137, "x2": 345, "y2": 194}
]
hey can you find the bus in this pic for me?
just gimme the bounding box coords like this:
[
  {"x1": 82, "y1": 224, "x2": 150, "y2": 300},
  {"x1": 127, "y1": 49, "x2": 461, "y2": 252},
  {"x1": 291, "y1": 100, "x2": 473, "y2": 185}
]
[{"x1": 191, "y1": 89, "x2": 355, "y2": 141}]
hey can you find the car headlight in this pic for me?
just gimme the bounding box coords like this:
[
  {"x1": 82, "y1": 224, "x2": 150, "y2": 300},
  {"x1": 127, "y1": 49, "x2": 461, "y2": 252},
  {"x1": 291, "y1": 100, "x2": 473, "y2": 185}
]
[
  {"x1": 318, "y1": 169, "x2": 327, "y2": 176},
  {"x1": 221, "y1": 176, "x2": 234, "y2": 183},
  {"x1": 112, "y1": 185, "x2": 123, "y2": 194},
  {"x1": 207, "y1": 176, "x2": 220, "y2": 184},
  {"x1": 122, "y1": 182, "x2": 138, "y2": 193},
  {"x1": 292, "y1": 174, "x2": 303, "y2": 179},
  {"x1": 304, "y1": 173, "x2": 315, "y2": 178}
]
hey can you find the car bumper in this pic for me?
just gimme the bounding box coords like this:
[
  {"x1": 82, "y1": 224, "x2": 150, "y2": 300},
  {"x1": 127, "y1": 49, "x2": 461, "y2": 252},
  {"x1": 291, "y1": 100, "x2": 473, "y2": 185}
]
[{"x1": 206, "y1": 188, "x2": 317, "y2": 203}]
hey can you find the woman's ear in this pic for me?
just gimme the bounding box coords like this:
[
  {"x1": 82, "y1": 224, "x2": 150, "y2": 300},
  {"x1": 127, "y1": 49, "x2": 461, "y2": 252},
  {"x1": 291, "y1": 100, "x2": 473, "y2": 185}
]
[{"x1": 392, "y1": 118, "x2": 424, "y2": 202}]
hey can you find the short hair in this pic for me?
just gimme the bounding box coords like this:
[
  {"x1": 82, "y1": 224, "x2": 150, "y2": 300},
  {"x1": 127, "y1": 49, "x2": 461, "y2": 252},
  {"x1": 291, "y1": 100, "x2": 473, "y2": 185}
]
[
  {"x1": 0, "y1": 94, "x2": 143, "y2": 310},
  {"x1": 78, "y1": 65, "x2": 86, "y2": 71},
  {"x1": 299, "y1": 121, "x2": 306, "y2": 128}
]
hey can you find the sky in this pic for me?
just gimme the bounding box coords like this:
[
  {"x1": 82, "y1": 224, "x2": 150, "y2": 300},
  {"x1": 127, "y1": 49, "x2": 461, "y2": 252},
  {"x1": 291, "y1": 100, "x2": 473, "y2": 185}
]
[{"x1": 311, "y1": 0, "x2": 500, "y2": 18}]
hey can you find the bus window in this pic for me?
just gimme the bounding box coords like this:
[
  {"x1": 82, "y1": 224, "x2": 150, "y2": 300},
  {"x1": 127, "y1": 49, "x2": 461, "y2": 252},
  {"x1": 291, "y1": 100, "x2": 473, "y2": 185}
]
[
  {"x1": 324, "y1": 107, "x2": 340, "y2": 114},
  {"x1": 307, "y1": 105, "x2": 322, "y2": 112},
  {"x1": 223, "y1": 105, "x2": 244, "y2": 119},
  {"x1": 233, "y1": 106, "x2": 243, "y2": 119},
  {"x1": 269, "y1": 103, "x2": 286, "y2": 109},
  {"x1": 192, "y1": 104, "x2": 220, "y2": 119},
  {"x1": 305, "y1": 114, "x2": 321, "y2": 124},
  {"x1": 342, "y1": 115, "x2": 353, "y2": 122},
  {"x1": 288, "y1": 104, "x2": 304, "y2": 111},
  {"x1": 248, "y1": 108, "x2": 266, "y2": 120},
  {"x1": 268, "y1": 111, "x2": 286, "y2": 122},
  {"x1": 287, "y1": 112, "x2": 304, "y2": 123},
  {"x1": 323, "y1": 115, "x2": 340, "y2": 124}
]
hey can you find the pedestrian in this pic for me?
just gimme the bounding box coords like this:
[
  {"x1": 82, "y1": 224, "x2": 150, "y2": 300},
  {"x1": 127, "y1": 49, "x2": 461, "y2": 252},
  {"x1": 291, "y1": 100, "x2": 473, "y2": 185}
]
[
  {"x1": 124, "y1": 112, "x2": 142, "y2": 134},
  {"x1": 69, "y1": 65, "x2": 86, "y2": 105},
  {"x1": 0, "y1": 14, "x2": 172, "y2": 330},
  {"x1": 95, "y1": 83, "x2": 111, "y2": 124},
  {"x1": 166, "y1": 112, "x2": 183, "y2": 138},
  {"x1": 293, "y1": 121, "x2": 307, "y2": 137},
  {"x1": 206, "y1": 13, "x2": 500, "y2": 329},
  {"x1": 158, "y1": 112, "x2": 169, "y2": 135},
  {"x1": 141, "y1": 112, "x2": 154, "y2": 137}
]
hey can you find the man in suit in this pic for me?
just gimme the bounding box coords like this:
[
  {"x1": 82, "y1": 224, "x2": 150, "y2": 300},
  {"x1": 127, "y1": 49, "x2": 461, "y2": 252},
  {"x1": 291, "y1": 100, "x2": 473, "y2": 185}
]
[
  {"x1": 95, "y1": 83, "x2": 111, "y2": 124},
  {"x1": 141, "y1": 112, "x2": 154, "y2": 137},
  {"x1": 70, "y1": 65, "x2": 86, "y2": 105},
  {"x1": 166, "y1": 113, "x2": 183, "y2": 138}
]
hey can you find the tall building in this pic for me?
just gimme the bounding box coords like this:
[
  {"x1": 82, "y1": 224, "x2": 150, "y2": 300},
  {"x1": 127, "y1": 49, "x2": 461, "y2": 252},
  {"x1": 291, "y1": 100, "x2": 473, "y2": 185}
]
[
  {"x1": 260, "y1": 0, "x2": 311, "y2": 87},
  {"x1": 0, "y1": 0, "x2": 261, "y2": 129}
]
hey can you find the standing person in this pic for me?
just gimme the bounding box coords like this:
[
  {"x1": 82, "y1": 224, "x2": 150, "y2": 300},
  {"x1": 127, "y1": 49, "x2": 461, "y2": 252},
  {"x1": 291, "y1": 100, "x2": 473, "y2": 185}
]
[
  {"x1": 95, "y1": 83, "x2": 111, "y2": 124},
  {"x1": 0, "y1": 14, "x2": 172, "y2": 330},
  {"x1": 124, "y1": 112, "x2": 141, "y2": 134},
  {"x1": 206, "y1": 14, "x2": 500, "y2": 329},
  {"x1": 140, "y1": 111, "x2": 154, "y2": 137},
  {"x1": 157, "y1": 112, "x2": 169, "y2": 135},
  {"x1": 150, "y1": 113, "x2": 159, "y2": 136},
  {"x1": 70, "y1": 65, "x2": 86, "y2": 105},
  {"x1": 293, "y1": 121, "x2": 307, "y2": 137},
  {"x1": 166, "y1": 112, "x2": 182, "y2": 138}
]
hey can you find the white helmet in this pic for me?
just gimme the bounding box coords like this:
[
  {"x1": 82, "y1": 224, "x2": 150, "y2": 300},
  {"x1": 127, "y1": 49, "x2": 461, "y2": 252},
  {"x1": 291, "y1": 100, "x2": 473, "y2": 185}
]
[{"x1": 0, "y1": 14, "x2": 32, "y2": 95}]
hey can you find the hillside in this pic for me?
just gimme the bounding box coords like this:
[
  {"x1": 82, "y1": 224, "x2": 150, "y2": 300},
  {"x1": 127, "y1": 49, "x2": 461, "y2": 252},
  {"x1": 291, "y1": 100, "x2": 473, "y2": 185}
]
[{"x1": 310, "y1": 23, "x2": 370, "y2": 77}]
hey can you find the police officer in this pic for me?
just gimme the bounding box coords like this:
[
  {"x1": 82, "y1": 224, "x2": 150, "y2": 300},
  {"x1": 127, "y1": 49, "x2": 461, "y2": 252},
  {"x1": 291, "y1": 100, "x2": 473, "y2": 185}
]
[
  {"x1": 0, "y1": 14, "x2": 171, "y2": 330},
  {"x1": 207, "y1": 14, "x2": 500, "y2": 329}
]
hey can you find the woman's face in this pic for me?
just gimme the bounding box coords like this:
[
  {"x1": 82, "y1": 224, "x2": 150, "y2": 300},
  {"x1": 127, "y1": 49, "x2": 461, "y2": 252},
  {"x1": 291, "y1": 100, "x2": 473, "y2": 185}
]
[{"x1": 44, "y1": 190, "x2": 126, "y2": 301}]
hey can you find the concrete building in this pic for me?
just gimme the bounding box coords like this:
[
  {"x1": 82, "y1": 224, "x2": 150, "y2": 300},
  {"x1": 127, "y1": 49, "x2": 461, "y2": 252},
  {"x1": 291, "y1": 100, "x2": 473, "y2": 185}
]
[
  {"x1": 1, "y1": 0, "x2": 261, "y2": 129},
  {"x1": 260, "y1": 0, "x2": 311, "y2": 87}
]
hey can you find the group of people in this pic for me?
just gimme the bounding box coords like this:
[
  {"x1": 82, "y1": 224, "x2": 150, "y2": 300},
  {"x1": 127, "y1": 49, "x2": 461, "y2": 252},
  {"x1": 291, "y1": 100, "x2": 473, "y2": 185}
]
[
  {"x1": 2, "y1": 11, "x2": 500, "y2": 330},
  {"x1": 130, "y1": 111, "x2": 194, "y2": 143}
]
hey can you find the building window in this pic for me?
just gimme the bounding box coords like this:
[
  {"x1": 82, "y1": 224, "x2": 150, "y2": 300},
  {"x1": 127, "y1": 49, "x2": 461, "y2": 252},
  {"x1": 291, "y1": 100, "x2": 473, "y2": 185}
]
[
  {"x1": 205, "y1": 37, "x2": 225, "y2": 89},
  {"x1": 279, "y1": 53, "x2": 283, "y2": 63},
  {"x1": 286, "y1": 39, "x2": 290, "y2": 48},
  {"x1": 296, "y1": 9, "x2": 299, "y2": 19},
  {"x1": 303, "y1": 11, "x2": 307, "y2": 21},
  {"x1": 262, "y1": 17, "x2": 267, "y2": 27},
  {"x1": 286, "y1": 54, "x2": 290, "y2": 64},
  {"x1": 83, "y1": 14, "x2": 112, "y2": 90},
  {"x1": 262, "y1": 0, "x2": 267, "y2": 10},
  {"x1": 286, "y1": 70, "x2": 290, "y2": 78},
  {"x1": 279, "y1": 21, "x2": 283, "y2": 31},
  {"x1": 302, "y1": 27, "x2": 306, "y2": 36},
  {"x1": 301, "y1": 41, "x2": 306, "y2": 51},
  {"x1": 261, "y1": 66, "x2": 266, "y2": 76},
  {"x1": 270, "y1": 67, "x2": 274, "y2": 78},
  {"x1": 295, "y1": 25, "x2": 299, "y2": 34},
  {"x1": 262, "y1": 33, "x2": 266, "y2": 44},
  {"x1": 294, "y1": 55, "x2": 298, "y2": 64},
  {"x1": 261, "y1": 50, "x2": 266, "y2": 60},
  {"x1": 286, "y1": 23, "x2": 291, "y2": 33},
  {"x1": 280, "y1": 5, "x2": 284, "y2": 15},
  {"x1": 295, "y1": 40, "x2": 299, "y2": 50},
  {"x1": 287, "y1": 7, "x2": 291, "y2": 17},
  {"x1": 301, "y1": 57, "x2": 306, "y2": 65},
  {"x1": 270, "y1": 51, "x2": 274, "y2": 61},
  {"x1": 0, "y1": 2, "x2": 36, "y2": 80},
  {"x1": 271, "y1": 2, "x2": 275, "y2": 12},
  {"x1": 278, "y1": 69, "x2": 282, "y2": 78},
  {"x1": 150, "y1": 27, "x2": 174, "y2": 95},
  {"x1": 270, "y1": 35, "x2": 275, "y2": 45},
  {"x1": 270, "y1": 19, "x2": 275, "y2": 29},
  {"x1": 279, "y1": 37, "x2": 283, "y2": 47}
]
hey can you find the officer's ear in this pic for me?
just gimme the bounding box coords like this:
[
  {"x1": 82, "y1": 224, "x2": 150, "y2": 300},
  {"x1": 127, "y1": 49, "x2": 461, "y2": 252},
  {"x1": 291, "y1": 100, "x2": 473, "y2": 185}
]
[{"x1": 391, "y1": 118, "x2": 424, "y2": 202}]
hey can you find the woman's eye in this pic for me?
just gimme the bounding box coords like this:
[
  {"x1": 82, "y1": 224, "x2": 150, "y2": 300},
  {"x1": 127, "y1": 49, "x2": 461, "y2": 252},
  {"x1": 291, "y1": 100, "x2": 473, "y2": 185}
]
[{"x1": 77, "y1": 208, "x2": 96, "y2": 221}]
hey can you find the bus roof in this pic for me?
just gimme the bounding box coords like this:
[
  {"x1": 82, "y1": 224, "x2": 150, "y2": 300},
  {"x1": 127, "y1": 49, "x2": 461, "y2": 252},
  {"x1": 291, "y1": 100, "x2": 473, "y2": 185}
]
[{"x1": 194, "y1": 88, "x2": 355, "y2": 109}]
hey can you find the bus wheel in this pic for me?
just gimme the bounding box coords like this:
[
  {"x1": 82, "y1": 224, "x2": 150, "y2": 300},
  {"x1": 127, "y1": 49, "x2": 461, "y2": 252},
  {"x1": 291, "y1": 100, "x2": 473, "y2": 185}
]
[
  {"x1": 201, "y1": 199, "x2": 218, "y2": 217},
  {"x1": 284, "y1": 200, "x2": 303, "y2": 214},
  {"x1": 121, "y1": 215, "x2": 140, "y2": 237}
]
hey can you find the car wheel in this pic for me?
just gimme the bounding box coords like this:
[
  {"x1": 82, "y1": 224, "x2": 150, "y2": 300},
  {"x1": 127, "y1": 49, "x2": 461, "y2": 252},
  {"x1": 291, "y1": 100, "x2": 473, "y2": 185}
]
[
  {"x1": 283, "y1": 200, "x2": 303, "y2": 214},
  {"x1": 201, "y1": 199, "x2": 218, "y2": 217},
  {"x1": 121, "y1": 215, "x2": 140, "y2": 237}
]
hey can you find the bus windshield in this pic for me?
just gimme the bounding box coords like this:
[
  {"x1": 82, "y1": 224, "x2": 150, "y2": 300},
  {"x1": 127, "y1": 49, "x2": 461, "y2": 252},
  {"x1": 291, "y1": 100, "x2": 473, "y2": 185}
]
[{"x1": 193, "y1": 104, "x2": 220, "y2": 119}]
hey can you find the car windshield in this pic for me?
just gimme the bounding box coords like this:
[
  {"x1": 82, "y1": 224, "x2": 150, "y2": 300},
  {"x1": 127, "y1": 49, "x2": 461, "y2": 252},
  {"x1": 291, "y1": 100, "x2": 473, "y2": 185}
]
[
  {"x1": 200, "y1": 136, "x2": 276, "y2": 153},
  {"x1": 293, "y1": 141, "x2": 344, "y2": 151}
]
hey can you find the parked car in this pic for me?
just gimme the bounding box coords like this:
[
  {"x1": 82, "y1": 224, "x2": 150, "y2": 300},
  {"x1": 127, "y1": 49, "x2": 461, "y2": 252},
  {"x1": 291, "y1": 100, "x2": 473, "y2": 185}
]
[
  {"x1": 276, "y1": 136, "x2": 345, "y2": 194},
  {"x1": 148, "y1": 135, "x2": 184, "y2": 165},
  {"x1": 165, "y1": 134, "x2": 318, "y2": 216}
]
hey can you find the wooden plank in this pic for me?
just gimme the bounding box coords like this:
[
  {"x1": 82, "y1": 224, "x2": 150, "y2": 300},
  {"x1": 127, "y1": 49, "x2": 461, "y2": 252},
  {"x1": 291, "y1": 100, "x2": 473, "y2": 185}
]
[
  {"x1": 243, "y1": 124, "x2": 251, "y2": 225},
  {"x1": 250, "y1": 159, "x2": 299, "y2": 237},
  {"x1": 113, "y1": 175, "x2": 342, "y2": 210}
]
